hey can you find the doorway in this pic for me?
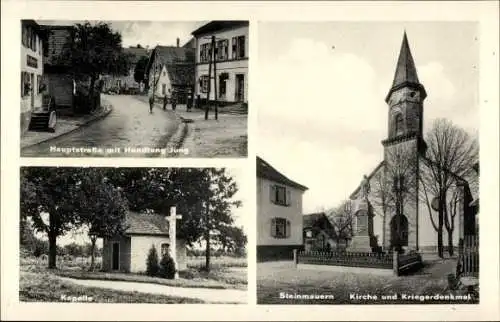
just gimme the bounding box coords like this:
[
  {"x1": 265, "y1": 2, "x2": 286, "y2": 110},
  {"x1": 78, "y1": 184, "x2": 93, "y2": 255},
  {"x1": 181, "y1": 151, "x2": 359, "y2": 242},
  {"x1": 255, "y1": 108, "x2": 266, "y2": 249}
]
[
  {"x1": 235, "y1": 74, "x2": 244, "y2": 102},
  {"x1": 111, "y1": 242, "x2": 120, "y2": 271}
]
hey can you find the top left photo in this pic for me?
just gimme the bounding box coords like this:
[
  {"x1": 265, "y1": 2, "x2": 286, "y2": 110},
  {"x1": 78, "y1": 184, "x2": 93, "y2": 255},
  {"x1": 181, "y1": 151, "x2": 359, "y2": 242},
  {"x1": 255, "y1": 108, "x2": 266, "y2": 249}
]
[{"x1": 20, "y1": 20, "x2": 249, "y2": 158}]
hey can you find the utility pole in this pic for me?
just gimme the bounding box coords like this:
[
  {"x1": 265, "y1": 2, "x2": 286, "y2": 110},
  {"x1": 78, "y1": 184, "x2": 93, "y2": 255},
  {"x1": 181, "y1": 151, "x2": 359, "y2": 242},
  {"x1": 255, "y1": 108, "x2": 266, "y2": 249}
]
[{"x1": 204, "y1": 35, "x2": 218, "y2": 121}]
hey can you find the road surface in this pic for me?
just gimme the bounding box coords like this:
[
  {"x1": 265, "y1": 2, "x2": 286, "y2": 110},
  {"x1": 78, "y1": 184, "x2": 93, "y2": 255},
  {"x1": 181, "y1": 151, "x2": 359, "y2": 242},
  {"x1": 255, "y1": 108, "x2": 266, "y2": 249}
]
[
  {"x1": 21, "y1": 95, "x2": 180, "y2": 157},
  {"x1": 58, "y1": 277, "x2": 247, "y2": 304}
]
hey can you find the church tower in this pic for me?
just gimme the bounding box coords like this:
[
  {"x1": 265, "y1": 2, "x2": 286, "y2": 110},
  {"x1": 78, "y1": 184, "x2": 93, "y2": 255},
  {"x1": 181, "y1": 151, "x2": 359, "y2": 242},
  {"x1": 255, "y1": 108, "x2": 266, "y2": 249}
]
[{"x1": 381, "y1": 32, "x2": 426, "y2": 251}]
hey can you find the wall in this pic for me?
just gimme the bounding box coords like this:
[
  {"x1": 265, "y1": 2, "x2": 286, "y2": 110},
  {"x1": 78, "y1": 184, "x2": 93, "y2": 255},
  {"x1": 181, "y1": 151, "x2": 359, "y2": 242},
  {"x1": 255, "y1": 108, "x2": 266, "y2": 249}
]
[
  {"x1": 194, "y1": 25, "x2": 249, "y2": 103},
  {"x1": 257, "y1": 177, "x2": 304, "y2": 247},
  {"x1": 20, "y1": 28, "x2": 44, "y2": 134},
  {"x1": 129, "y1": 235, "x2": 187, "y2": 273},
  {"x1": 149, "y1": 65, "x2": 172, "y2": 98},
  {"x1": 45, "y1": 73, "x2": 73, "y2": 107}
]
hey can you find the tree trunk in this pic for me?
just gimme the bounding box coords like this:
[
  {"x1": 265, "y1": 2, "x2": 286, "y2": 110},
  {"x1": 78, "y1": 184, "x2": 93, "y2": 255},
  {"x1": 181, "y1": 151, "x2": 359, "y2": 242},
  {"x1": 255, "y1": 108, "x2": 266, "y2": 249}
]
[
  {"x1": 88, "y1": 76, "x2": 97, "y2": 112},
  {"x1": 205, "y1": 206, "x2": 211, "y2": 272},
  {"x1": 437, "y1": 196, "x2": 445, "y2": 258},
  {"x1": 447, "y1": 229, "x2": 454, "y2": 257},
  {"x1": 48, "y1": 231, "x2": 57, "y2": 269},
  {"x1": 90, "y1": 236, "x2": 97, "y2": 271}
]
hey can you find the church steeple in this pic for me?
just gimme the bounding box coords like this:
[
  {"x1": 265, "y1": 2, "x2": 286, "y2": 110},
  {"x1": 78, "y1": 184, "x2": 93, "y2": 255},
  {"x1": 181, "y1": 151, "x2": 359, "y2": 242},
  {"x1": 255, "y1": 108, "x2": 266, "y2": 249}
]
[{"x1": 385, "y1": 32, "x2": 427, "y2": 103}]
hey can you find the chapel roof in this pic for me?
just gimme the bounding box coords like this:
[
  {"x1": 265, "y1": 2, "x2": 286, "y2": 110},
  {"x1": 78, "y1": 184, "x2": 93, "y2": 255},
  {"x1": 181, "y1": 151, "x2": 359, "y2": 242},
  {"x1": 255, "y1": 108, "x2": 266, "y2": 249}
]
[
  {"x1": 257, "y1": 156, "x2": 308, "y2": 191},
  {"x1": 385, "y1": 31, "x2": 427, "y2": 102},
  {"x1": 124, "y1": 211, "x2": 170, "y2": 236}
]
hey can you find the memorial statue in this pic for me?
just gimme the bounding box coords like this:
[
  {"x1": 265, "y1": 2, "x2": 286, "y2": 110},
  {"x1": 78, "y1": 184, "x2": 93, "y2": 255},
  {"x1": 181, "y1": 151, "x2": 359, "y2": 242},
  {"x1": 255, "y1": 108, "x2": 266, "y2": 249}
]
[{"x1": 360, "y1": 175, "x2": 370, "y2": 200}]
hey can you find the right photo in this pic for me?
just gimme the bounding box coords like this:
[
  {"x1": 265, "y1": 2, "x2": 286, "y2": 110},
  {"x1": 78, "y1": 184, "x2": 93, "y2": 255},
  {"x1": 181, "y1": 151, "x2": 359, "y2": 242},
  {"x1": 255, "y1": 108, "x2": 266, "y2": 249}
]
[{"x1": 256, "y1": 21, "x2": 479, "y2": 304}]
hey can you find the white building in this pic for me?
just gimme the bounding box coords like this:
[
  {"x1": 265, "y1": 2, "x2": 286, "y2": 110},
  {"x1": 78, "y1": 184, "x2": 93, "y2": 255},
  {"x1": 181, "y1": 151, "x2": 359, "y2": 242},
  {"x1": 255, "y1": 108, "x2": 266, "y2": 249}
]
[
  {"x1": 21, "y1": 20, "x2": 45, "y2": 134},
  {"x1": 257, "y1": 157, "x2": 308, "y2": 261},
  {"x1": 192, "y1": 21, "x2": 248, "y2": 104}
]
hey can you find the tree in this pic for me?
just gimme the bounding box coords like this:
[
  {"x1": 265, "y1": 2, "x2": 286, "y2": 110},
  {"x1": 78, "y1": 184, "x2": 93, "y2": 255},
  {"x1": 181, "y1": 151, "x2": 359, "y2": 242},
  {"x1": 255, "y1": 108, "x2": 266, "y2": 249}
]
[
  {"x1": 76, "y1": 169, "x2": 129, "y2": 271},
  {"x1": 421, "y1": 119, "x2": 478, "y2": 257},
  {"x1": 327, "y1": 200, "x2": 355, "y2": 249},
  {"x1": 202, "y1": 169, "x2": 242, "y2": 271},
  {"x1": 134, "y1": 56, "x2": 149, "y2": 87},
  {"x1": 371, "y1": 166, "x2": 392, "y2": 249},
  {"x1": 216, "y1": 225, "x2": 247, "y2": 256},
  {"x1": 20, "y1": 167, "x2": 83, "y2": 269},
  {"x1": 58, "y1": 22, "x2": 131, "y2": 113},
  {"x1": 146, "y1": 245, "x2": 159, "y2": 276}
]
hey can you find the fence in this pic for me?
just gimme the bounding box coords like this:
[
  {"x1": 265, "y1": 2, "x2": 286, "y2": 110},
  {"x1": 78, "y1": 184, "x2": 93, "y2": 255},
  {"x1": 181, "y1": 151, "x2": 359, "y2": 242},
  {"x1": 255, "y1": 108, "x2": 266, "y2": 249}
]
[
  {"x1": 295, "y1": 250, "x2": 393, "y2": 270},
  {"x1": 458, "y1": 235, "x2": 479, "y2": 278}
]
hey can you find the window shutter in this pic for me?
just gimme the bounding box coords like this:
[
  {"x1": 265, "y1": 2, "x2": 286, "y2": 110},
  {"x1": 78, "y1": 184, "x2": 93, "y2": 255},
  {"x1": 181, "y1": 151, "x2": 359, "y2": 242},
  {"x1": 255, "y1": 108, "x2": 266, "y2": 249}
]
[
  {"x1": 270, "y1": 185, "x2": 276, "y2": 204},
  {"x1": 232, "y1": 36, "x2": 237, "y2": 59},
  {"x1": 271, "y1": 218, "x2": 276, "y2": 237},
  {"x1": 286, "y1": 220, "x2": 291, "y2": 238},
  {"x1": 286, "y1": 189, "x2": 291, "y2": 206}
]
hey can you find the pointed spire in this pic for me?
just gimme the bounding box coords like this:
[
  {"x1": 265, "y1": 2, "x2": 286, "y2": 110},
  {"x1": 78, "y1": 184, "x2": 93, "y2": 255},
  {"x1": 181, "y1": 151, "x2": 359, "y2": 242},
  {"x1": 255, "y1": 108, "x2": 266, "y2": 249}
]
[{"x1": 385, "y1": 31, "x2": 426, "y2": 102}]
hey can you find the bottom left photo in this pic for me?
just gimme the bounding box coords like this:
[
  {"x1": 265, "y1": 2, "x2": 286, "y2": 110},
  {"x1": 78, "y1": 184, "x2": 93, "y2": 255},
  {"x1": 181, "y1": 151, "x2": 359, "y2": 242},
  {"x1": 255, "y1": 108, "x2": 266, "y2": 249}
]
[{"x1": 19, "y1": 166, "x2": 248, "y2": 304}]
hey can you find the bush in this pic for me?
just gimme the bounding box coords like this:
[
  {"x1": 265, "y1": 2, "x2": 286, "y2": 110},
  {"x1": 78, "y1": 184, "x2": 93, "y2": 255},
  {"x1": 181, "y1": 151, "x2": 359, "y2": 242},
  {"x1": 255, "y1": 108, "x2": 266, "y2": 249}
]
[
  {"x1": 146, "y1": 245, "x2": 159, "y2": 276},
  {"x1": 158, "y1": 253, "x2": 177, "y2": 279}
]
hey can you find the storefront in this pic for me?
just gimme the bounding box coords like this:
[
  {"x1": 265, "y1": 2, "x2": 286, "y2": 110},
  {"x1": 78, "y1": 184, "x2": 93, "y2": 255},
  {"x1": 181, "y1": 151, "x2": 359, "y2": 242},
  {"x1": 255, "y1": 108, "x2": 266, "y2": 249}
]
[{"x1": 20, "y1": 20, "x2": 45, "y2": 134}]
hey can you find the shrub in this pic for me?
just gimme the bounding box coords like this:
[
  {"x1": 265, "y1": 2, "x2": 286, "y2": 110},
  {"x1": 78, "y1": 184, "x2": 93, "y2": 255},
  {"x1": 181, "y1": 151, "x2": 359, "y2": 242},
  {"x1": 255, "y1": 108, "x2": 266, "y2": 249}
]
[
  {"x1": 146, "y1": 245, "x2": 159, "y2": 276},
  {"x1": 159, "y1": 253, "x2": 177, "y2": 279}
]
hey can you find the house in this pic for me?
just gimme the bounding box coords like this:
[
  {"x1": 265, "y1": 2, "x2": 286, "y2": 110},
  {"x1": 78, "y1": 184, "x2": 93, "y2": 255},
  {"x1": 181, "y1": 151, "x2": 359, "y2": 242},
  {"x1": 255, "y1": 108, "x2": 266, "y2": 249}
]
[
  {"x1": 21, "y1": 20, "x2": 47, "y2": 134},
  {"x1": 303, "y1": 212, "x2": 336, "y2": 252},
  {"x1": 102, "y1": 211, "x2": 187, "y2": 273},
  {"x1": 145, "y1": 43, "x2": 195, "y2": 104},
  {"x1": 257, "y1": 156, "x2": 308, "y2": 261},
  {"x1": 347, "y1": 32, "x2": 477, "y2": 254},
  {"x1": 40, "y1": 24, "x2": 75, "y2": 110},
  {"x1": 192, "y1": 21, "x2": 249, "y2": 104},
  {"x1": 102, "y1": 45, "x2": 150, "y2": 94}
]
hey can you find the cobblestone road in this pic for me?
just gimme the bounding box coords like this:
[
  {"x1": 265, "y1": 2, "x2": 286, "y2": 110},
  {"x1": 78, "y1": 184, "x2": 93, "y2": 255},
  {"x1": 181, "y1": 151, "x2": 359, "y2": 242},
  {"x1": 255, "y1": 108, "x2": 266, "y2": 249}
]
[{"x1": 21, "y1": 95, "x2": 180, "y2": 157}]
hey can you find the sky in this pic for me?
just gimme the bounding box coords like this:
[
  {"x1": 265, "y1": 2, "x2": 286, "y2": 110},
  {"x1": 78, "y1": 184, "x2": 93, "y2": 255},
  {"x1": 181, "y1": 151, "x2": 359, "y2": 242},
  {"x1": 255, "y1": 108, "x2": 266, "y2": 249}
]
[
  {"x1": 37, "y1": 20, "x2": 207, "y2": 48},
  {"x1": 257, "y1": 21, "x2": 479, "y2": 214}
]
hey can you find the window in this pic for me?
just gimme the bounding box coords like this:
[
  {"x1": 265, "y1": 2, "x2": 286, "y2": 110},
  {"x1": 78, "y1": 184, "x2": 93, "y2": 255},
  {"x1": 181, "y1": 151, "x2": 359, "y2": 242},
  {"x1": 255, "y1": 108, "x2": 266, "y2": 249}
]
[
  {"x1": 200, "y1": 43, "x2": 212, "y2": 63},
  {"x1": 232, "y1": 36, "x2": 246, "y2": 59},
  {"x1": 394, "y1": 113, "x2": 404, "y2": 135},
  {"x1": 199, "y1": 75, "x2": 209, "y2": 93},
  {"x1": 162, "y1": 84, "x2": 166, "y2": 95},
  {"x1": 216, "y1": 39, "x2": 228, "y2": 61},
  {"x1": 271, "y1": 217, "x2": 291, "y2": 239},
  {"x1": 219, "y1": 73, "x2": 228, "y2": 97},
  {"x1": 21, "y1": 72, "x2": 31, "y2": 97},
  {"x1": 161, "y1": 243, "x2": 170, "y2": 257},
  {"x1": 270, "y1": 184, "x2": 291, "y2": 206}
]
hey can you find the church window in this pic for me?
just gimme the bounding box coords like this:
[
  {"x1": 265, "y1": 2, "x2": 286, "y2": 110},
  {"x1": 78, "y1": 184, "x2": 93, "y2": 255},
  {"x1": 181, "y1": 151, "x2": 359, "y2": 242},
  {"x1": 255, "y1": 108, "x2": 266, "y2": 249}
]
[
  {"x1": 394, "y1": 113, "x2": 404, "y2": 135},
  {"x1": 271, "y1": 217, "x2": 291, "y2": 239}
]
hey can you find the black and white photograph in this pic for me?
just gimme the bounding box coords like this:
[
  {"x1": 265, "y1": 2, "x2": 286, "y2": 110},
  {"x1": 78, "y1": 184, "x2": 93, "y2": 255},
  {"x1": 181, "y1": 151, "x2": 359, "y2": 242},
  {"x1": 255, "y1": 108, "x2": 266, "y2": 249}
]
[
  {"x1": 19, "y1": 167, "x2": 248, "y2": 304},
  {"x1": 256, "y1": 22, "x2": 480, "y2": 304},
  {"x1": 20, "y1": 20, "x2": 248, "y2": 158}
]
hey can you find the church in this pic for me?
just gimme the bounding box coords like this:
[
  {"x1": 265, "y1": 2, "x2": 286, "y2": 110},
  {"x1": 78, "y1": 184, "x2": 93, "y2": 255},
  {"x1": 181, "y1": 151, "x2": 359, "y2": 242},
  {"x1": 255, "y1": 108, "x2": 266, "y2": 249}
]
[{"x1": 346, "y1": 32, "x2": 478, "y2": 254}]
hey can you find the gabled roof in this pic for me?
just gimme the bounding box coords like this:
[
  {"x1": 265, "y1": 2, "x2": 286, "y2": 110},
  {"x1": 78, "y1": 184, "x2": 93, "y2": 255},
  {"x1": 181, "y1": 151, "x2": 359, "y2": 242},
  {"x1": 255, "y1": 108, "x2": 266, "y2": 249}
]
[
  {"x1": 191, "y1": 21, "x2": 248, "y2": 36},
  {"x1": 145, "y1": 45, "x2": 195, "y2": 85},
  {"x1": 124, "y1": 211, "x2": 170, "y2": 236},
  {"x1": 385, "y1": 32, "x2": 427, "y2": 102},
  {"x1": 303, "y1": 212, "x2": 336, "y2": 239},
  {"x1": 257, "y1": 156, "x2": 308, "y2": 191}
]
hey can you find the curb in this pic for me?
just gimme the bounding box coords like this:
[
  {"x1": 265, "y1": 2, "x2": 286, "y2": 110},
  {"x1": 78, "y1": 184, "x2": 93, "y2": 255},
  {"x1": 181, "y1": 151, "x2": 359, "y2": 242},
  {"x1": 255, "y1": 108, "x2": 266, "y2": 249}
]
[{"x1": 21, "y1": 104, "x2": 113, "y2": 150}]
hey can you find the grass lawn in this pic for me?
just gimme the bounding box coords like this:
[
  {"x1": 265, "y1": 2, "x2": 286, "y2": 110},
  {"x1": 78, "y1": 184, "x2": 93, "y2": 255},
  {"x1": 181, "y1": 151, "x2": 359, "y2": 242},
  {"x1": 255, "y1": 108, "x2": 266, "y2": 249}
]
[
  {"x1": 20, "y1": 271, "x2": 203, "y2": 303},
  {"x1": 257, "y1": 260, "x2": 478, "y2": 305}
]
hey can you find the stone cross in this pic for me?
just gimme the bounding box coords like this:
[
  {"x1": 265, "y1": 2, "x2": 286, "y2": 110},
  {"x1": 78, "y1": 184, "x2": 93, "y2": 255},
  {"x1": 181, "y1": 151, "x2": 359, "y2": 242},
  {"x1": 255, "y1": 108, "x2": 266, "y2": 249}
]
[{"x1": 168, "y1": 206, "x2": 182, "y2": 279}]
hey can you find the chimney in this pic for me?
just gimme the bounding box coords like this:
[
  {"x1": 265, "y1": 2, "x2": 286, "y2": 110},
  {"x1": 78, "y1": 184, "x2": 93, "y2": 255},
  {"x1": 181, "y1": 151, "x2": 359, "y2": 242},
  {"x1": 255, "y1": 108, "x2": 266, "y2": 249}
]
[{"x1": 176, "y1": 38, "x2": 180, "y2": 47}]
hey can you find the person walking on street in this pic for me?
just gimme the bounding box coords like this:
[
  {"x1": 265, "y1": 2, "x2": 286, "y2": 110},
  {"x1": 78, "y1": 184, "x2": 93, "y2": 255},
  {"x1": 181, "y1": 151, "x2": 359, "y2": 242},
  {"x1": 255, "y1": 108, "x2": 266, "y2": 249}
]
[
  {"x1": 171, "y1": 90, "x2": 177, "y2": 111},
  {"x1": 163, "y1": 93, "x2": 168, "y2": 110},
  {"x1": 148, "y1": 91, "x2": 154, "y2": 113}
]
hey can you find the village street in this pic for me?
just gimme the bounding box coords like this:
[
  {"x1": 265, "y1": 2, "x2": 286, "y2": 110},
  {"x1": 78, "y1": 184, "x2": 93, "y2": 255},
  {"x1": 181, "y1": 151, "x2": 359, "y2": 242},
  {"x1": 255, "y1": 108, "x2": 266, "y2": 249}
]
[{"x1": 21, "y1": 95, "x2": 181, "y2": 157}]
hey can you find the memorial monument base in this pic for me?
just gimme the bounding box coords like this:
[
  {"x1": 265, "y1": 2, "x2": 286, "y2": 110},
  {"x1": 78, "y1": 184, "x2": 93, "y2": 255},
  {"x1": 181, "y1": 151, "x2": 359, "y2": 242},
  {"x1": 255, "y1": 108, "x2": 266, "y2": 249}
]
[{"x1": 349, "y1": 235, "x2": 372, "y2": 252}]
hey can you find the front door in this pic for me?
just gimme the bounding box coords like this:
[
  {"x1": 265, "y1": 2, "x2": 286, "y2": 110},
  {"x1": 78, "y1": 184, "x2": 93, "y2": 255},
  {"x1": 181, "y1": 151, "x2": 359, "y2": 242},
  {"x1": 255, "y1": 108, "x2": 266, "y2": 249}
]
[
  {"x1": 112, "y1": 242, "x2": 120, "y2": 270},
  {"x1": 235, "y1": 74, "x2": 244, "y2": 102}
]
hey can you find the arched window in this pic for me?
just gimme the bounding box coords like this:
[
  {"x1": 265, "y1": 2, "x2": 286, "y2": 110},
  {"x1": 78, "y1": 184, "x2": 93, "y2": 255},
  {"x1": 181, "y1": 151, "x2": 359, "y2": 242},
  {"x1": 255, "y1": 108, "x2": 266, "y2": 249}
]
[{"x1": 394, "y1": 113, "x2": 404, "y2": 135}]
